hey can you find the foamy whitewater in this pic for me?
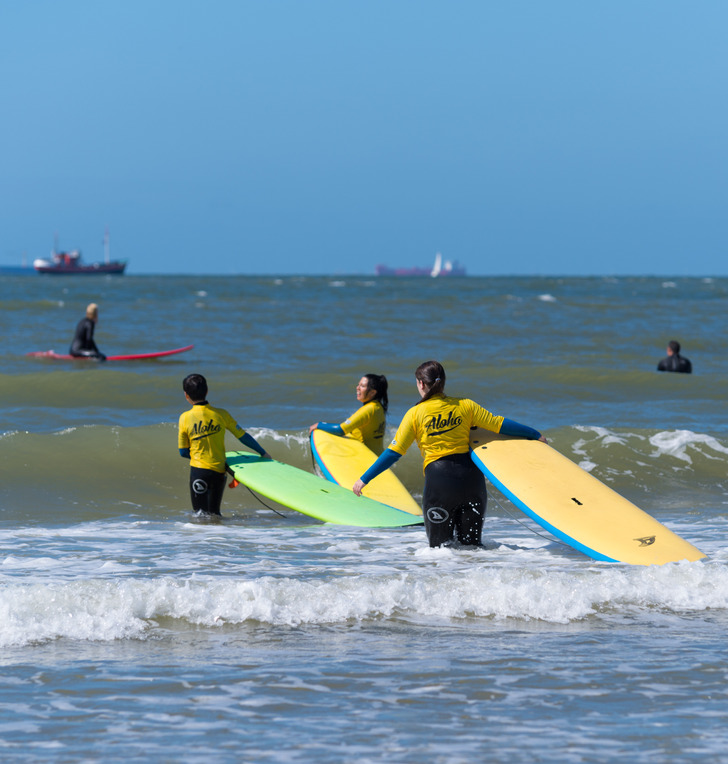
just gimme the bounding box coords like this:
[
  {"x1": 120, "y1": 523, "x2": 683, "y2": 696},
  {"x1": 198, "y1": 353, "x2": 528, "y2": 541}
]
[{"x1": 1, "y1": 274, "x2": 727, "y2": 762}]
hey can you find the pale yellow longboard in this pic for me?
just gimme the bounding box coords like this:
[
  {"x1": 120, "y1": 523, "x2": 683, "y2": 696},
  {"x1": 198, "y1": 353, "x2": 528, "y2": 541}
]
[
  {"x1": 310, "y1": 430, "x2": 422, "y2": 516},
  {"x1": 469, "y1": 428, "x2": 705, "y2": 566}
]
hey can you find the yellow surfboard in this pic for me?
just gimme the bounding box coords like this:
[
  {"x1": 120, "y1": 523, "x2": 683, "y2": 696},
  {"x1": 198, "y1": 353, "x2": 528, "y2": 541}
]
[
  {"x1": 310, "y1": 430, "x2": 422, "y2": 516},
  {"x1": 469, "y1": 428, "x2": 705, "y2": 566}
]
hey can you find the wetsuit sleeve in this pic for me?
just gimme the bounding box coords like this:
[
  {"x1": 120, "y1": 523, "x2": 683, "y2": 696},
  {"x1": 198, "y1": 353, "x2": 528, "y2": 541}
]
[
  {"x1": 179, "y1": 448, "x2": 190, "y2": 458},
  {"x1": 83, "y1": 319, "x2": 98, "y2": 352},
  {"x1": 499, "y1": 417, "x2": 542, "y2": 440},
  {"x1": 316, "y1": 422, "x2": 345, "y2": 437},
  {"x1": 70, "y1": 318, "x2": 100, "y2": 355},
  {"x1": 360, "y1": 448, "x2": 401, "y2": 485},
  {"x1": 239, "y1": 432, "x2": 267, "y2": 457}
]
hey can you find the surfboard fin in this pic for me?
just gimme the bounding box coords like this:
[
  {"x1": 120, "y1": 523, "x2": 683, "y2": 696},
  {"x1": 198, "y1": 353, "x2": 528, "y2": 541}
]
[{"x1": 225, "y1": 465, "x2": 240, "y2": 488}]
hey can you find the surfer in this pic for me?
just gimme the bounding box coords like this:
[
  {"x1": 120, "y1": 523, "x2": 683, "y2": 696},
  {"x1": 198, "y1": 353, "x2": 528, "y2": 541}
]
[
  {"x1": 309, "y1": 374, "x2": 389, "y2": 455},
  {"x1": 69, "y1": 303, "x2": 106, "y2": 360},
  {"x1": 178, "y1": 373, "x2": 271, "y2": 515},
  {"x1": 353, "y1": 360, "x2": 546, "y2": 548},
  {"x1": 657, "y1": 340, "x2": 692, "y2": 374}
]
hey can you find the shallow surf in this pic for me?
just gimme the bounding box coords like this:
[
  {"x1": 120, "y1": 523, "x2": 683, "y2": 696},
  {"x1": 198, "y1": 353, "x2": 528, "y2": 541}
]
[{"x1": 2, "y1": 274, "x2": 727, "y2": 761}]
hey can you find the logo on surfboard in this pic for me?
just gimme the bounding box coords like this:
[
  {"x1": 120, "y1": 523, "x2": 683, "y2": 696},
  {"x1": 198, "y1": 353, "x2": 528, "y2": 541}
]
[{"x1": 634, "y1": 535, "x2": 656, "y2": 547}]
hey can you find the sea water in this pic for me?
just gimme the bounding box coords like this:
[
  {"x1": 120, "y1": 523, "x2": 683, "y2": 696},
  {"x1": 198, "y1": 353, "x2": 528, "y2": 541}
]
[{"x1": 1, "y1": 274, "x2": 727, "y2": 762}]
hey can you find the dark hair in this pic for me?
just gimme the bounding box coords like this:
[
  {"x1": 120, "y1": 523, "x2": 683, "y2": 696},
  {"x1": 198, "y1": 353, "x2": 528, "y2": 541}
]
[
  {"x1": 668, "y1": 340, "x2": 681, "y2": 354},
  {"x1": 183, "y1": 373, "x2": 208, "y2": 402},
  {"x1": 363, "y1": 373, "x2": 388, "y2": 412},
  {"x1": 415, "y1": 360, "x2": 446, "y2": 404}
]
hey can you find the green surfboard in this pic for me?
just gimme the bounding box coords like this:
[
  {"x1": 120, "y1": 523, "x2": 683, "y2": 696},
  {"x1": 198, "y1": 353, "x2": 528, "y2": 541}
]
[{"x1": 226, "y1": 452, "x2": 423, "y2": 528}]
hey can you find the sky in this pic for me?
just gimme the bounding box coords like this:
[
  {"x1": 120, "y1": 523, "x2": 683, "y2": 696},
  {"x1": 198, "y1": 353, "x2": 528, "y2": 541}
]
[{"x1": 1, "y1": 1, "x2": 726, "y2": 276}]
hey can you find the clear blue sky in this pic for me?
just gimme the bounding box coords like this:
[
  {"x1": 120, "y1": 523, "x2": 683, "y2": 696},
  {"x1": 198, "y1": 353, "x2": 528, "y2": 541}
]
[{"x1": 1, "y1": 1, "x2": 726, "y2": 275}]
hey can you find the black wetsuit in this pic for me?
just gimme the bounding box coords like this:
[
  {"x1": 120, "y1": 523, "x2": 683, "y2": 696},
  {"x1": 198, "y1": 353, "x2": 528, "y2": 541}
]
[
  {"x1": 422, "y1": 452, "x2": 488, "y2": 547},
  {"x1": 70, "y1": 317, "x2": 105, "y2": 359},
  {"x1": 658, "y1": 354, "x2": 692, "y2": 374},
  {"x1": 189, "y1": 466, "x2": 227, "y2": 515}
]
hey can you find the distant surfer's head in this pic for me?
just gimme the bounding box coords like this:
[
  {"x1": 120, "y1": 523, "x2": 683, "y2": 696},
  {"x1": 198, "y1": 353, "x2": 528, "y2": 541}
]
[
  {"x1": 360, "y1": 373, "x2": 388, "y2": 412},
  {"x1": 86, "y1": 303, "x2": 98, "y2": 320},
  {"x1": 183, "y1": 373, "x2": 208, "y2": 402},
  {"x1": 667, "y1": 340, "x2": 681, "y2": 355},
  {"x1": 415, "y1": 360, "x2": 446, "y2": 403}
]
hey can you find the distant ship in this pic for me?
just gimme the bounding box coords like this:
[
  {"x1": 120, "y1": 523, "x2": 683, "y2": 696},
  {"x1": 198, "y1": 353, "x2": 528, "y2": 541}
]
[
  {"x1": 33, "y1": 230, "x2": 127, "y2": 275},
  {"x1": 375, "y1": 252, "x2": 466, "y2": 277}
]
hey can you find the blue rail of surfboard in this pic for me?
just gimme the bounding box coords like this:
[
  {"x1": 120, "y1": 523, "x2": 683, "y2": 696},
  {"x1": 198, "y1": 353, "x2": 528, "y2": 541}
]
[
  {"x1": 310, "y1": 435, "x2": 339, "y2": 485},
  {"x1": 472, "y1": 457, "x2": 619, "y2": 563}
]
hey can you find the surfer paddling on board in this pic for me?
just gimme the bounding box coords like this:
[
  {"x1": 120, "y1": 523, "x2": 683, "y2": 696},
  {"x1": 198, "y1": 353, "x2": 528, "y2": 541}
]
[
  {"x1": 69, "y1": 303, "x2": 106, "y2": 361},
  {"x1": 353, "y1": 361, "x2": 547, "y2": 548},
  {"x1": 178, "y1": 373, "x2": 271, "y2": 515},
  {"x1": 309, "y1": 374, "x2": 389, "y2": 455}
]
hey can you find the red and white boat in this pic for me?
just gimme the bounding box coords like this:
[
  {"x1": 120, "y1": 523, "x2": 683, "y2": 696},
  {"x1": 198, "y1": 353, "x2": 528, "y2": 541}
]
[{"x1": 33, "y1": 230, "x2": 127, "y2": 275}]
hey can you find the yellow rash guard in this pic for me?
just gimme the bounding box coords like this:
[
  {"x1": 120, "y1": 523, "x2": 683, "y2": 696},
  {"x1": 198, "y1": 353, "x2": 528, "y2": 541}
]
[
  {"x1": 340, "y1": 400, "x2": 386, "y2": 455},
  {"x1": 388, "y1": 395, "x2": 504, "y2": 470},
  {"x1": 178, "y1": 403, "x2": 246, "y2": 472}
]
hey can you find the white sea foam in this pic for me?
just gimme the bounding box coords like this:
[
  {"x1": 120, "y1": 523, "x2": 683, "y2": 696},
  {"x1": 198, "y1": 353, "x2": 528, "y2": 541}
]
[
  {"x1": 572, "y1": 425, "x2": 728, "y2": 467},
  {"x1": 573, "y1": 425, "x2": 640, "y2": 449},
  {"x1": 246, "y1": 426, "x2": 308, "y2": 448},
  {"x1": 0, "y1": 556, "x2": 723, "y2": 648},
  {"x1": 53, "y1": 427, "x2": 79, "y2": 436},
  {"x1": 649, "y1": 429, "x2": 728, "y2": 464}
]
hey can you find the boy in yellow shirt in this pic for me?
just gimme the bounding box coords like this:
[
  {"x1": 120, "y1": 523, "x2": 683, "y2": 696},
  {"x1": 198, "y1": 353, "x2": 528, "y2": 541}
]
[{"x1": 178, "y1": 373, "x2": 270, "y2": 514}]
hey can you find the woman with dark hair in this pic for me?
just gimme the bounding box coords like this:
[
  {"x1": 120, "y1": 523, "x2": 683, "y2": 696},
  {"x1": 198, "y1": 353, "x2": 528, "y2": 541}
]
[
  {"x1": 353, "y1": 361, "x2": 546, "y2": 547},
  {"x1": 309, "y1": 374, "x2": 389, "y2": 455}
]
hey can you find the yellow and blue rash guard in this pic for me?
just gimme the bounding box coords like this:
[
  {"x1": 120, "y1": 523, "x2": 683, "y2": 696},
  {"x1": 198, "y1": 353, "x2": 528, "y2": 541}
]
[
  {"x1": 340, "y1": 400, "x2": 386, "y2": 455},
  {"x1": 389, "y1": 395, "x2": 504, "y2": 471},
  {"x1": 178, "y1": 403, "x2": 246, "y2": 473}
]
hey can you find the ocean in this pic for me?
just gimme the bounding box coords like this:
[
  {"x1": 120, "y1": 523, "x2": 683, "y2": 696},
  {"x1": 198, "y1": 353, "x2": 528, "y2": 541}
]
[{"x1": 1, "y1": 273, "x2": 727, "y2": 762}]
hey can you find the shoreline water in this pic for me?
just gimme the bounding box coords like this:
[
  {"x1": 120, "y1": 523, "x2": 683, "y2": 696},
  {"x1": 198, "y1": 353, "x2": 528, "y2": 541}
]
[{"x1": 1, "y1": 274, "x2": 726, "y2": 761}]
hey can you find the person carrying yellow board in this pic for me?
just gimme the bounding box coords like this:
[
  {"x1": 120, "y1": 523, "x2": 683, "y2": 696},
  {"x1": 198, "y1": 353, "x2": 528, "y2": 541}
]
[{"x1": 309, "y1": 374, "x2": 389, "y2": 455}]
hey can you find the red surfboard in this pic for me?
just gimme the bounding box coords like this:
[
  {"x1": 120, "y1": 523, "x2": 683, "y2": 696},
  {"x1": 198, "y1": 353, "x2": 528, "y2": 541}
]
[{"x1": 26, "y1": 344, "x2": 194, "y2": 361}]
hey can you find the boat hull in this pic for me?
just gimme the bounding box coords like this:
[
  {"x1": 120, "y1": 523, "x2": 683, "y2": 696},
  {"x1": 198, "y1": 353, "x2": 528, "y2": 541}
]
[
  {"x1": 375, "y1": 264, "x2": 466, "y2": 277},
  {"x1": 375, "y1": 252, "x2": 466, "y2": 277},
  {"x1": 34, "y1": 261, "x2": 127, "y2": 275}
]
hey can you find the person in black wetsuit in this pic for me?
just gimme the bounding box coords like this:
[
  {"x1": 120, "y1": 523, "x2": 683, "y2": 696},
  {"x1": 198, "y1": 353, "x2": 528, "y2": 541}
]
[
  {"x1": 178, "y1": 373, "x2": 271, "y2": 515},
  {"x1": 353, "y1": 360, "x2": 547, "y2": 548},
  {"x1": 657, "y1": 340, "x2": 692, "y2": 374},
  {"x1": 69, "y1": 303, "x2": 106, "y2": 360}
]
